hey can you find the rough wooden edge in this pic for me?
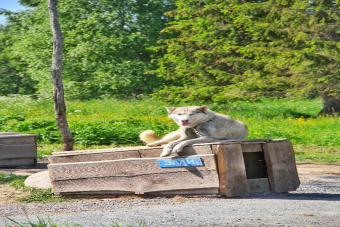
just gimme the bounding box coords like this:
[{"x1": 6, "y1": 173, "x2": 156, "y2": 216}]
[
  {"x1": 51, "y1": 139, "x2": 286, "y2": 155},
  {"x1": 263, "y1": 141, "x2": 300, "y2": 193},
  {"x1": 0, "y1": 158, "x2": 36, "y2": 167},
  {"x1": 213, "y1": 144, "x2": 247, "y2": 197},
  {"x1": 49, "y1": 145, "x2": 214, "y2": 163},
  {"x1": 0, "y1": 132, "x2": 20, "y2": 135},
  {"x1": 0, "y1": 134, "x2": 37, "y2": 139}
]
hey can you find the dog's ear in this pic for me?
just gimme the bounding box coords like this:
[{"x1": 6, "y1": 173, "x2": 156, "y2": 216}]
[
  {"x1": 165, "y1": 106, "x2": 176, "y2": 114},
  {"x1": 196, "y1": 106, "x2": 208, "y2": 112}
]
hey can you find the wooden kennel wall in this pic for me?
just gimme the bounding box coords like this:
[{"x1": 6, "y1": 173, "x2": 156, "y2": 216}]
[
  {"x1": 0, "y1": 132, "x2": 37, "y2": 167},
  {"x1": 47, "y1": 139, "x2": 300, "y2": 197}
]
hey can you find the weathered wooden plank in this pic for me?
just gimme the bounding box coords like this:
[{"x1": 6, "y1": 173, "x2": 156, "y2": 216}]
[
  {"x1": 0, "y1": 144, "x2": 37, "y2": 159},
  {"x1": 263, "y1": 141, "x2": 300, "y2": 192},
  {"x1": 48, "y1": 150, "x2": 141, "y2": 164},
  {"x1": 241, "y1": 143, "x2": 263, "y2": 153},
  {"x1": 138, "y1": 147, "x2": 164, "y2": 158},
  {"x1": 0, "y1": 132, "x2": 19, "y2": 135},
  {"x1": 0, "y1": 135, "x2": 36, "y2": 145},
  {"x1": 48, "y1": 154, "x2": 217, "y2": 181},
  {"x1": 0, "y1": 158, "x2": 36, "y2": 167},
  {"x1": 53, "y1": 146, "x2": 148, "y2": 155},
  {"x1": 214, "y1": 144, "x2": 247, "y2": 197},
  {"x1": 246, "y1": 178, "x2": 270, "y2": 194},
  {"x1": 52, "y1": 170, "x2": 219, "y2": 194},
  {"x1": 50, "y1": 154, "x2": 219, "y2": 194},
  {"x1": 50, "y1": 144, "x2": 214, "y2": 162}
]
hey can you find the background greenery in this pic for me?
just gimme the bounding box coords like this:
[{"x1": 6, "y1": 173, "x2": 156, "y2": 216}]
[
  {"x1": 0, "y1": 96, "x2": 339, "y2": 163},
  {"x1": 1, "y1": 0, "x2": 340, "y2": 105},
  {"x1": 0, "y1": 1, "x2": 339, "y2": 164}
]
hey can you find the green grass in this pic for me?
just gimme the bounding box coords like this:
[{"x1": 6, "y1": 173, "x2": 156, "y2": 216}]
[
  {"x1": 0, "y1": 173, "x2": 74, "y2": 203},
  {"x1": 0, "y1": 96, "x2": 339, "y2": 163}
]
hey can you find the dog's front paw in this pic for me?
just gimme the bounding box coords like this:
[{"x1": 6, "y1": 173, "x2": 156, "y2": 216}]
[
  {"x1": 171, "y1": 144, "x2": 184, "y2": 154},
  {"x1": 160, "y1": 146, "x2": 172, "y2": 157}
]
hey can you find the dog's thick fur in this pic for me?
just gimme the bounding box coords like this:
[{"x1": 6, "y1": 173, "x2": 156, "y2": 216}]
[{"x1": 139, "y1": 106, "x2": 248, "y2": 157}]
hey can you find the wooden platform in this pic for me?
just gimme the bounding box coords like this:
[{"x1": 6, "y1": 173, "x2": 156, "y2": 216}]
[
  {"x1": 0, "y1": 132, "x2": 37, "y2": 167},
  {"x1": 47, "y1": 139, "x2": 300, "y2": 197}
]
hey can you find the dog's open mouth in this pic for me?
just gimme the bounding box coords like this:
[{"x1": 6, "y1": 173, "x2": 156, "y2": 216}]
[{"x1": 181, "y1": 122, "x2": 190, "y2": 126}]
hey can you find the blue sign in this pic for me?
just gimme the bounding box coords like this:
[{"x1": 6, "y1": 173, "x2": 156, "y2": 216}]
[{"x1": 158, "y1": 158, "x2": 203, "y2": 168}]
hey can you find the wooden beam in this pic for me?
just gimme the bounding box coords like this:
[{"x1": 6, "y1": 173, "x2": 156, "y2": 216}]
[
  {"x1": 213, "y1": 144, "x2": 248, "y2": 197},
  {"x1": 0, "y1": 144, "x2": 37, "y2": 159},
  {"x1": 49, "y1": 154, "x2": 219, "y2": 195},
  {"x1": 263, "y1": 141, "x2": 300, "y2": 192}
]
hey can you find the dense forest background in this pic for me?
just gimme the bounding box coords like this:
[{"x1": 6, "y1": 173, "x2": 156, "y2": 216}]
[{"x1": 1, "y1": 0, "x2": 340, "y2": 113}]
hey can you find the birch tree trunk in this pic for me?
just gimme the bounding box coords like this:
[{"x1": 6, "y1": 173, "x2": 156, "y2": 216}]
[{"x1": 47, "y1": 0, "x2": 74, "y2": 151}]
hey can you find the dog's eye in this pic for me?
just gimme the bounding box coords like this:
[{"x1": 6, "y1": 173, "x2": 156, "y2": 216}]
[{"x1": 177, "y1": 113, "x2": 182, "y2": 115}]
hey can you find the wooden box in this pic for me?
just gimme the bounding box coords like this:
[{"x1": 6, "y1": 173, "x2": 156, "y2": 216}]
[
  {"x1": 47, "y1": 139, "x2": 300, "y2": 197},
  {"x1": 0, "y1": 133, "x2": 37, "y2": 167}
]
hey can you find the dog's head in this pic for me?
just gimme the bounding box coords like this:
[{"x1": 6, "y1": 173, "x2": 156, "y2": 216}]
[{"x1": 165, "y1": 106, "x2": 208, "y2": 127}]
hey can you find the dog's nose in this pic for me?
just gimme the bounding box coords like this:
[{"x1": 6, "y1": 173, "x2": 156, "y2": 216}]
[{"x1": 181, "y1": 120, "x2": 189, "y2": 122}]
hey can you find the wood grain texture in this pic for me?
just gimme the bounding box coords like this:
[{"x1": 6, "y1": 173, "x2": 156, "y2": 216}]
[
  {"x1": 0, "y1": 135, "x2": 36, "y2": 145},
  {"x1": 241, "y1": 143, "x2": 263, "y2": 153},
  {"x1": 0, "y1": 158, "x2": 36, "y2": 167},
  {"x1": 0, "y1": 144, "x2": 37, "y2": 159},
  {"x1": 263, "y1": 141, "x2": 300, "y2": 192},
  {"x1": 49, "y1": 144, "x2": 214, "y2": 163},
  {"x1": 0, "y1": 132, "x2": 19, "y2": 135},
  {"x1": 49, "y1": 154, "x2": 219, "y2": 195},
  {"x1": 214, "y1": 144, "x2": 247, "y2": 197},
  {"x1": 49, "y1": 150, "x2": 141, "y2": 164}
]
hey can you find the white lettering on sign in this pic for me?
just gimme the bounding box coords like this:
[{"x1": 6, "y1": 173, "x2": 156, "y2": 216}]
[{"x1": 158, "y1": 158, "x2": 203, "y2": 168}]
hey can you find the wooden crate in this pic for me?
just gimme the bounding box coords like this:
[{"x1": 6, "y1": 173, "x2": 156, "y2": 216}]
[
  {"x1": 0, "y1": 133, "x2": 37, "y2": 167},
  {"x1": 47, "y1": 139, "x2": 300, "y2": 197}
]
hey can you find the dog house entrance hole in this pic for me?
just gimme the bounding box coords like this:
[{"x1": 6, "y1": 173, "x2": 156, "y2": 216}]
[{"x1": 243, "y1": 152, "x2": 268, "y2": 179}]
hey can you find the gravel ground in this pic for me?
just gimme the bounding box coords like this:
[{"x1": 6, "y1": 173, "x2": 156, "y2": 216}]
[
  {"x1": 1, "y1": 180, "x2": 339, "y2": 227},
  {"x1": 1, "y1": 163, "x2": 340, "y2": 227}
]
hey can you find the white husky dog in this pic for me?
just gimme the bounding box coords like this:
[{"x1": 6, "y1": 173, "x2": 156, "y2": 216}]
[{"x1": 140, "y1": 106, "x2": 248, "y2": 157}]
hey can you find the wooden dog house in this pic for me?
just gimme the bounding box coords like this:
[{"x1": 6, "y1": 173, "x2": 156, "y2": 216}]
[{"x1": 47, "y1": 139, "x2": 300, "y2": 197}]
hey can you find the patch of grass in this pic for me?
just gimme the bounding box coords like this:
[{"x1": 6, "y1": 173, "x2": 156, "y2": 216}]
[
  {"x1": 0, "y1": 96, "x2": 339, "y2": 163},
  {"x1": 0, "y1": 173, "x2": 74, "y2": 203},
  {"x1": 19, "y1": 188, "x2": 72, "y2": 203},
  {"x1": 294, "y1": 145, "x2": 340, "y2": 163},
  {"x1": 0, "y1": 173, "x2": 27, "y2": 187}
]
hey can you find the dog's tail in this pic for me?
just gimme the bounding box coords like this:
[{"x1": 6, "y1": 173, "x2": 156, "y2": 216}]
[{"x1": 139, "y1": 130, "x2": 162, "y2": 144}]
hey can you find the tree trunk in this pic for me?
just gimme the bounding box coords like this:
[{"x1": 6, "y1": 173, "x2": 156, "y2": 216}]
[
  {"x1": 47, "y1": 0, "x2": 74, "y2": 151},
  {"x1": 318, "y1": 94, "x2": 340, "y2": 116}
]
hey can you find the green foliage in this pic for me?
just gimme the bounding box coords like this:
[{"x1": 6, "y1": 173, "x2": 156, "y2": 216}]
[
  {"x1": 0, "y1": 0, "x2": 175, "y2": 99},
  {"x1": 0, "y1": 96, "x2": 339, "y2": 163},
  {"x1": 0, "y1": 173, "x2": 27, "y2": 188},
  {"x1": 0, "y1": 25, "x2": 37, "y2": 96},
  {"x1": 0, "y1": 173, "x2": 72, "y2": 204},
  {"x1": 151, "y1": 0, "x2": 340, "y2": 103},
  {"x1": 19, "y1": 188, "x2": 67, "y2": 203}
]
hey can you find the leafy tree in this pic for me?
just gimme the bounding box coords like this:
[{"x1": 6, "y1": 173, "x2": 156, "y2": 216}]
[
  {"x1": 0, "y1": 0, "x2": 175, "y2": 99},
  {"x1": 0, "y1": 25, "x2": 37, "y2": 96},
  {"x1": 151, "y1": 0, "x2": 340, "y2": 114}
]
